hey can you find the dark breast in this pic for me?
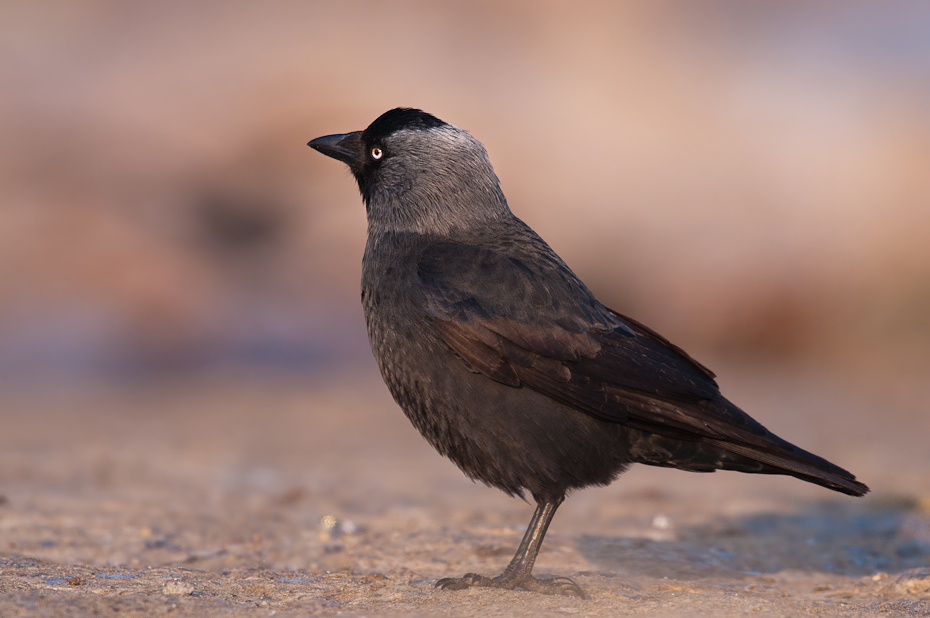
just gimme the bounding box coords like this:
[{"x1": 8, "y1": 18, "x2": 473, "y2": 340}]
[{"x1": 360, "y1": 233, "x2": 635, "y2": 500}]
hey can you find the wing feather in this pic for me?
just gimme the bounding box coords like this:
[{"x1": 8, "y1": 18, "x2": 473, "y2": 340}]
[{"x1": 416, "y1": 229, "x2": 868, "y2": 497}]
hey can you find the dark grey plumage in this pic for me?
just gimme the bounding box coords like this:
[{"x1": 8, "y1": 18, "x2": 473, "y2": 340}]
[{"x1": 307, "y1": 108, "x2": 868, "y2": 598}]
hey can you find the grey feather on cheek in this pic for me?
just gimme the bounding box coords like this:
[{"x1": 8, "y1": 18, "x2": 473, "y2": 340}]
[{"x1": 365, "y1": 126, "x2": 511, "y2": 236}]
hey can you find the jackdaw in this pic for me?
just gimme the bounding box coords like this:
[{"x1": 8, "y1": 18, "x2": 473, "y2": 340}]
[{"x1": 307, "y1": 108, "x2": 868, "y2": 598}]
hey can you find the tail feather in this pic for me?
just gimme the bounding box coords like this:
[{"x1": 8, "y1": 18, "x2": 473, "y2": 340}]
[
  {"x1": 709, "y1": 399, "x2": 869, "y2": 497},
  {"x1": 627, "y1": 396, "x2": 870, "y2": 497},
  {"x1": 709, "y1": 439, "x2": 870, "y2": 496}
]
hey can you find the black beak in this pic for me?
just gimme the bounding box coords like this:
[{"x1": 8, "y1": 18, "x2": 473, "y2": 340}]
[{"x1": 307, "y1": 131, "x2": 364, "y2": 168}]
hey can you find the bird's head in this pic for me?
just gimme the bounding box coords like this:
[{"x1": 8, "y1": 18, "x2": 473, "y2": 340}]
[{"x1": 308, "y1": 108, "x2": 510, "y2": 235}]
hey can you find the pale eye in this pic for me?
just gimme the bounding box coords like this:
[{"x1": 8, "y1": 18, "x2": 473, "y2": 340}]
[{"x1": 371, "y1": 146, "x2": 383, "y2": 160}]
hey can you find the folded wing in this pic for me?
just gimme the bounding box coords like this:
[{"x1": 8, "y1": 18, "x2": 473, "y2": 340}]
[{"x1": 418, "y1": 235, "x2": 869, "y2": 497}]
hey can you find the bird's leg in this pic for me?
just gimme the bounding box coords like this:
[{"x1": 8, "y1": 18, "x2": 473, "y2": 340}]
[{"x1": 436, "y1": 498, "x2": 585, "y2": 598}]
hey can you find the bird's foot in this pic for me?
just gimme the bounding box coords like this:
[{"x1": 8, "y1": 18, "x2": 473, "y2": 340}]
[
  {"x1": 435, "y1": 572, "x2": 585, "y2": 599},
  {"x1": 519, "y1": 575, "x2": 586, "y2": 598}
]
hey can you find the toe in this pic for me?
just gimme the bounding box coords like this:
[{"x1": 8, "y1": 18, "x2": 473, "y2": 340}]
[
  {"x1": 521, "y1": 576, "x2": 586, "y2": 599},
  {"x1": 435, "y1": 577, "x2": 470, "y2": 591},
  {"x1": 435, "y1": 573, "x2": 492, "y2": 591}
]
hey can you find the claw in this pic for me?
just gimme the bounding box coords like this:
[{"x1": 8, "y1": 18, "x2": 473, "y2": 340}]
[
  {"x1": 521, "y1": 575, "x2": 586, "y2": 599},
  {"x1": 435, "y1": 572, "x2": 586, "y2": 599},
  {"x1": 435, "y1": 573, "x2": 487, "y2": 590}
]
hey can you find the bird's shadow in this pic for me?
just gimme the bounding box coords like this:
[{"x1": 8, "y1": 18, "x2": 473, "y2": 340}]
[{"x1": 578, "y1": 499, "x2": 930, "y2": 579}]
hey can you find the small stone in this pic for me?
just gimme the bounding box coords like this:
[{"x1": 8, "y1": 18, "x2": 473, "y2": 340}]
[
  {"x1": 896, "y1": 576, "x2": 930, "y2": 597},
  {"x1": 340, "y1": 519, "x2": 359, "y2": 535},
  {"x1": 163, "y1": 580, "x2": 194, "y2": 595},
  {"x1": 651, "y1": 514, "x2": 671, "y2": 530}
]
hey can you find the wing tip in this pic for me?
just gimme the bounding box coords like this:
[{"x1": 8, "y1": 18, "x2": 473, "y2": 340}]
[{"x1": 830, "y1": 477, "x2": 870, "y2": 497}]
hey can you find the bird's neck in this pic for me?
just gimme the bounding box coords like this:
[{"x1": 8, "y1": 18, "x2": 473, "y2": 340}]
[{"x1": 365, "y1": 186, "x2": 511, "y2": 237}]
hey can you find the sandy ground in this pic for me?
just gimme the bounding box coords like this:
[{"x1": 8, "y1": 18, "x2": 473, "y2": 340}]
[{"x1": 1, "y1": 363, "x2": 929, "y2": 617}]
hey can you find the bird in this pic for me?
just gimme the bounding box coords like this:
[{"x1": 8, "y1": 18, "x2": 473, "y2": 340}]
[{"x1": 307, "y1": 108, "x2": 869, "y2": 598}]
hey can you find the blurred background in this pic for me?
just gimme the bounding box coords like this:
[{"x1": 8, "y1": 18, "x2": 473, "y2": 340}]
[
  {"x1": 2, "y1": 4, "x2": 930, "y2": 600},
  {"x1": 2, "y1": 1, "x2": 929, "y2": 385}
]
